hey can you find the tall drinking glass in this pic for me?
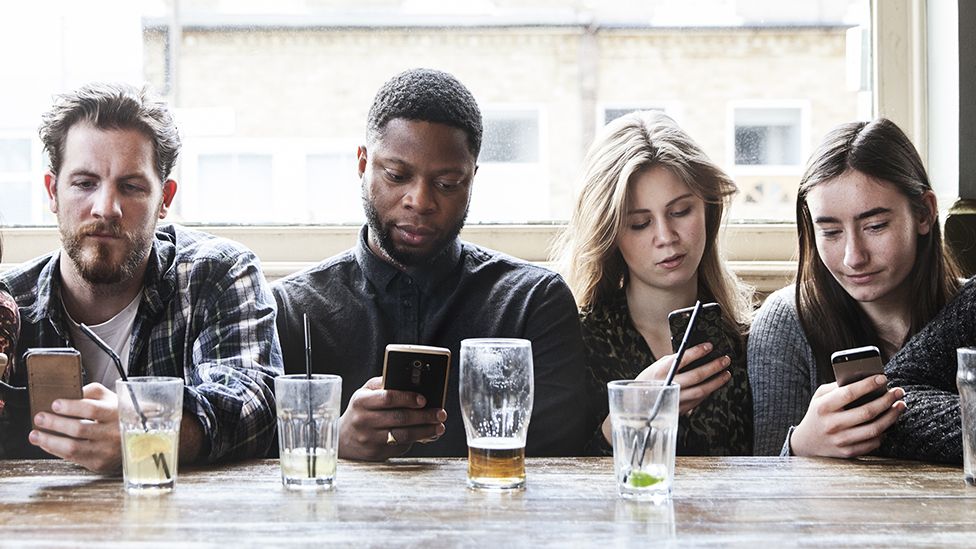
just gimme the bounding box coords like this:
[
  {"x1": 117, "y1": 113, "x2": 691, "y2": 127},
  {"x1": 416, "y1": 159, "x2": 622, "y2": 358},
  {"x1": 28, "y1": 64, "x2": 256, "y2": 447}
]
[
  {"x1": 116, "y1": 377, "x2": 183, "y2": 494},
  {"x1": 459, "y1": 338, "x2": 534, "y2": 490},
  {"x1": 275, "y1": 374, "x2": 342, "y2": 490},
  {"x1": 608, "y1": 380, "x2": 679, "y2": 503},
  {"x1": 957, "y1": 348, "x2": 976, "y2": 486}
]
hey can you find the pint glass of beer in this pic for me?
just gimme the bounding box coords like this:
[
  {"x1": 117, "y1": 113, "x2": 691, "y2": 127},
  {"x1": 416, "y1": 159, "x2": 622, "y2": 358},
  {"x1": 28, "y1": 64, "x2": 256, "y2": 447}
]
[{"x1": 459, "y1": 338, "x2": 534, "y2": 490}]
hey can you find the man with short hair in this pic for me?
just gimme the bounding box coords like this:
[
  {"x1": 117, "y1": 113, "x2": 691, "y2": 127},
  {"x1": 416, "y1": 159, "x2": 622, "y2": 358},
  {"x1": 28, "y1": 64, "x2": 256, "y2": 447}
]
[
  {"x1": 273, "y1": 68, "x2": 589, "y2": 460},
  {"x1": 0, "y1": 83, "x2": 282, "y2": 469}
]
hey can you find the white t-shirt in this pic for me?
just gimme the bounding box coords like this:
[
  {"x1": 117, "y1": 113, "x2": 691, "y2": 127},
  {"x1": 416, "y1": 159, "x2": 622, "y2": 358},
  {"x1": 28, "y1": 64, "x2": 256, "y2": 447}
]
[{"x1": 65, "y1": 293, "x2": 142, "y2": 389}]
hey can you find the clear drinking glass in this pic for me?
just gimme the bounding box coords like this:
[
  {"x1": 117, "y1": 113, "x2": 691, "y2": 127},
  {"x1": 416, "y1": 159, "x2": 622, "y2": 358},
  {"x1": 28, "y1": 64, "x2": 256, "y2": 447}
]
[
  {"x1": 608, "y1": 380, "x2": 679, "y2": 503},
  {"x1": 116, "y1": 377, "x2": 183, "y2": 494},
  {"x1": 957, "y1": 348, "x2": 976, "y2": 486},
  {"x1": 459, "y1": 338, "x2": 534, "y2": 490},
  {"x1": 275, "y1": 374, "x2": 342, "y2": 490}
]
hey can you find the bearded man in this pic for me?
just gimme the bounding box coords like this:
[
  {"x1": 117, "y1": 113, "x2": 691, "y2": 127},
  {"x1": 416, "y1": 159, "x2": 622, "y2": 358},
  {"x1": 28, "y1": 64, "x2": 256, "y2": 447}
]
[
  {"x1": 0, "y1": 83, "x2": 282, "y2": 469},
  {"x1": 273, "y1": 69, "x2": 588, "y2": 460}
]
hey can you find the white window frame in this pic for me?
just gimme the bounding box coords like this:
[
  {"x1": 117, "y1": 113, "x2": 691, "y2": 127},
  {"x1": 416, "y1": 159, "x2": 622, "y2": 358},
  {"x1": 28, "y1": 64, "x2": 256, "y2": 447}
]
[
  {"x1": 0, "y1": 1, "x2": 929, "y2": 294},
  {"x1": 726, "y1": 100, "x2": 811, "y2": 177},
  {"x1": 179, "y1": 137, "x2": 357, "y2": 224},
  {"x1": 0, "y1": 131, "x2": 47, "y2": 226}
]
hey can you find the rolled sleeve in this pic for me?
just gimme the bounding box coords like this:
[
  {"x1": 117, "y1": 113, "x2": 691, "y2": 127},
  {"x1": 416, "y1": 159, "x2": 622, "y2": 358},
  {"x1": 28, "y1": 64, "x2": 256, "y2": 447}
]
[{"x1": 184, "y1": 251, "x2": 283, "y2": 462}]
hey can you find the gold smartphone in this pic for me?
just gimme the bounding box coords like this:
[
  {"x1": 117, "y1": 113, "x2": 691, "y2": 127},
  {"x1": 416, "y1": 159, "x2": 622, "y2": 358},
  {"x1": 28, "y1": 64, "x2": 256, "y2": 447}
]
[{"x1": 26, "y1": 348, "x2": 83, "y2": 432}]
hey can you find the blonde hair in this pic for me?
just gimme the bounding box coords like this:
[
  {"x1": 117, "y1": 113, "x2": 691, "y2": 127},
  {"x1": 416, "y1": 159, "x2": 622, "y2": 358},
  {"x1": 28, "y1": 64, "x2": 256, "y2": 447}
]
[{"x1": 553, "y1": 111, "x2": 752, "y2": 333}]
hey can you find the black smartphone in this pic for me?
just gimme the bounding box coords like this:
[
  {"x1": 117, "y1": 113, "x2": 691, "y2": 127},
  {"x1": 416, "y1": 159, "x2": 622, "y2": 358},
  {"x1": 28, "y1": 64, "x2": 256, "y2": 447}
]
[
  {"x1": 830, "y1": 345, "x2": 886, "y2": 410},
  {"x1": 667, "y1": 302, "x2": 732, "y2": 372},
  {"x1": 382, "y1": 344, "x2": 451, "y2": 409},
  {"x1": 26, "y1": 348, "x2": 83, "y2": 433}
]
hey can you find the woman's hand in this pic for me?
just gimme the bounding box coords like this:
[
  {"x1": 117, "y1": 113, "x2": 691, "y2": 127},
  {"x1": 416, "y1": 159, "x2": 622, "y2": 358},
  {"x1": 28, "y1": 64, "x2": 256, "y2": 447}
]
[
  {"x1": 789, "y1": 375, "x2": 906, "y2": 458},
  {"x1": 635, "y1": 342, "x2": 732, "y2": 414},
  {"x1": 601, "y1": 342, "x2": 731, "y2": 444}
]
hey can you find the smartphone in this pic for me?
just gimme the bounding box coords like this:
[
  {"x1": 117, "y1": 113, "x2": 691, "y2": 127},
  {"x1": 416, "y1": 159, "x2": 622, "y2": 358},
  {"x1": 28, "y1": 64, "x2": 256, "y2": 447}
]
[
  {"x1": 830, "y1": 345, "x2": 886, "y2": 410},
  {"x1": 26, "y1": 348, "x2": 83, "y2": 432},
  {"x1": 668, "y1": 302, "x2": 732, "y2": 372},
  {"x1": 382, "y1": 344, "x2": 451, "y2": 409}
]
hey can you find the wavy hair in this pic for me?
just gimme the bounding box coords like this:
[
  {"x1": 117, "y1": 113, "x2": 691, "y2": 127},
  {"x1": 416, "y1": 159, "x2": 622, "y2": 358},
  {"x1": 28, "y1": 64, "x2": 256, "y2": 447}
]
[
  {"x1": 553, "y1": 111, "x2": 752, "y2": 335},
  {"x1": 39, "y1": 82, "x2": 180, "y2": 182}
]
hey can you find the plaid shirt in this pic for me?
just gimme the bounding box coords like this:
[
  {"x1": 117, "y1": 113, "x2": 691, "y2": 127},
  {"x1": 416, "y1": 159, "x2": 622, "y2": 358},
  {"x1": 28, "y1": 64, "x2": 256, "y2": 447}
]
[{"x1": 0, "y1": 224, "x2": 282, "y2": 462}]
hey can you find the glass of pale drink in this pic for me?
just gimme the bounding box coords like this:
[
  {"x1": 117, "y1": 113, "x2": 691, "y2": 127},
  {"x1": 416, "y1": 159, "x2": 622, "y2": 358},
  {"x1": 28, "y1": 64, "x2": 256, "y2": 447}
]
[
  {"x1": 459, "y1": 338, "x2": 534, "y2": 491},
  {"x1": 275, "y1": 374, "x2": 341, "y2": 490},
  {"x1": 116, "y1": 377, "x2": 183, "y2": 494},
  {"x1": 608, "y1": 380, "x2": 679, "y2": 503}
]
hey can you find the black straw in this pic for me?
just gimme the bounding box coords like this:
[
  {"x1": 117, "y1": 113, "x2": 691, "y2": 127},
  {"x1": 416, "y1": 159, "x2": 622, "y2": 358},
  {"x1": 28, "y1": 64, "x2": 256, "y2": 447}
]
[
  {"x1": 630, "y1": 300, "x2": 703, "y2": 475},
  {"x1": 78, "y1": 324, "x2": 171, "y2": 480},
  {"x1": 303, "y1": 314, "x2": 316, "y2": 478}
]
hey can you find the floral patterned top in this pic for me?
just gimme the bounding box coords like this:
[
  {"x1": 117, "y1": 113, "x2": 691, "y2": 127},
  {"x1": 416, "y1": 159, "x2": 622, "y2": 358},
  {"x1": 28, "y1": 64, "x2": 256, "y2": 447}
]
[{"x1": 580, "y1": 288, "x2": 753, "y2": 456}]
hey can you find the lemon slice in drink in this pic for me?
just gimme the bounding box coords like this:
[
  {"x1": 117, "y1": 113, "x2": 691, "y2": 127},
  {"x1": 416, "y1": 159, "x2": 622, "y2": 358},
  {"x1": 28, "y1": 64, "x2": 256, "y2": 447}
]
[{"x1": 126, "y1": 432, "x2": 171, "y2": 462}]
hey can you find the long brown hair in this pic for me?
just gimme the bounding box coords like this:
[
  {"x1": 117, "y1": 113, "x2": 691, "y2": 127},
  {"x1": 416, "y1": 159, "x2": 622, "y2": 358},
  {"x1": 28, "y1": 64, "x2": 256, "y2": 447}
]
[
  {"x1": 553, "y1": 111, "x2": 752, "y2": 336},
  {"x1": 795, "y1": 118, "x2": 962, "y2": 381}
]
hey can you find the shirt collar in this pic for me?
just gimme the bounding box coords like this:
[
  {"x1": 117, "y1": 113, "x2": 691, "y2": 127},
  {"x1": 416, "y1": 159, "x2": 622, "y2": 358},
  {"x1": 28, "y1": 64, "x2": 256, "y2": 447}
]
[{"x1": 354, "y1": 225, "x2": 463, "y2": 293}]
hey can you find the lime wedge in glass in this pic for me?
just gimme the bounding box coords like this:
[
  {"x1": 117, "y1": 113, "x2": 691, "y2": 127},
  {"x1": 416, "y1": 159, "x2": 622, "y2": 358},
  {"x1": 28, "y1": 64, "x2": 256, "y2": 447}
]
[{"x1": 629, "y1": 470, "x2": 664, "y2": 488}]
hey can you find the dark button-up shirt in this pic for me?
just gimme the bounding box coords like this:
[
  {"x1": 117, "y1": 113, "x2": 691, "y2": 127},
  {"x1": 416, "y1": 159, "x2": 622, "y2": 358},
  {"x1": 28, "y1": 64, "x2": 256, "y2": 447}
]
[
  {"x1": 0, "y1": 224, "x2": 283, "y2": 461},
  {"x1": 273, "y1": 228, "x2": 590, "y2": 457}
]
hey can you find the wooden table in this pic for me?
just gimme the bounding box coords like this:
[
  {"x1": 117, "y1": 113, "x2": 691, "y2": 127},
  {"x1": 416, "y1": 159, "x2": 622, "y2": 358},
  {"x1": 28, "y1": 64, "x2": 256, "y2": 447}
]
[{"x1": 1, "y1": 457, "x2": 974, "y2": 546}]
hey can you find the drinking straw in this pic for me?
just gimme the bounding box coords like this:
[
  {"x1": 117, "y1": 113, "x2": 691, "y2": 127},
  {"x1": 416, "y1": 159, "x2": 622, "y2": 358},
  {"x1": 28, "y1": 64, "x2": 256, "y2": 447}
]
[
  {"x1": 303, "y1": 314, "x2": 317, "y2": 478},
  {"x1": 78, "y1": 324, "x2": 171, "y2": 480},
  {"x1": 628, "y1": 300, "x2": 703, "y2": 476}
]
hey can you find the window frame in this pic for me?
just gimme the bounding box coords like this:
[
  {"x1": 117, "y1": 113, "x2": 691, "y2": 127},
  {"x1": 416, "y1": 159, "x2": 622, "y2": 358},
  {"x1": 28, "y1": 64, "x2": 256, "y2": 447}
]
[
  {"x1": 726, "y1": 100, "x2": 811, "y2": 174},
  {"x1": 0, "y1": 1, "x2": 931, "y2": 295}
]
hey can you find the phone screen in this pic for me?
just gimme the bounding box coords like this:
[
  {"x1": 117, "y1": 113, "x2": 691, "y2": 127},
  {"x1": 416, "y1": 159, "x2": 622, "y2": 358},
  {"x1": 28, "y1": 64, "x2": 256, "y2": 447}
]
[{"x1": 382, "y1": 345, "x2": 451, "y2": 409}]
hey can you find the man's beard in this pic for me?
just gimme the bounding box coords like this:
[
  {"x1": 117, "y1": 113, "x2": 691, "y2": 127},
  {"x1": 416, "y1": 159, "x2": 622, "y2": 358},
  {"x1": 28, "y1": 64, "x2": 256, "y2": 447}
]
[
  {"x1": 60, "y1": 220, "x2": 154, "y2": 285},
  {"x1": 362, "y1": 194, "x2": 467, "y2": 268}
]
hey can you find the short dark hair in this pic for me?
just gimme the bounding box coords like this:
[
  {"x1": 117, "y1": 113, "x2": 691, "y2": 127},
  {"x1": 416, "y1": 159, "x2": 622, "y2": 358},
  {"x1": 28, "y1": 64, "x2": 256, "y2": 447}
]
[
  {"x1": 366, "y1": 68, "x2": 483, "y2": 158},
  {"x1": 39, "y1": 82, "x2": 181, "y2": 182}
]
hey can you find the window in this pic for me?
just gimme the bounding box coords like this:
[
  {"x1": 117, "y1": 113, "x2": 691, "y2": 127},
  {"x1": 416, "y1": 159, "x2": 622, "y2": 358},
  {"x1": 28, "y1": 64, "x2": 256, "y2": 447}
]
[
  {"x1": 194, "y1": 154, "x2": 273, "y2": 223},
  {"x1": 0, "y1": 0, "x2": 872, "y2": 227},
  {"x1": 471, "y1": 107, "x2": 547, "y2": 222},
  {"x1": 728, "y1": 103, "x2": 809, "y2": 221},
  {"x1": 480, "y1": 110, "x2": 540, "y2": 163},
  {"x1": 734, "y1": 107, "x2": 803, "y2": 166},
  {"x1": 601, "y1": 104, "x2": 676, "y2": 126},
  {"x1": 306, "y1": 152, "x2": 362, "y2": 224},
  {"x1": 0, "y1": 136, "x2": 40, "y2": 226}
]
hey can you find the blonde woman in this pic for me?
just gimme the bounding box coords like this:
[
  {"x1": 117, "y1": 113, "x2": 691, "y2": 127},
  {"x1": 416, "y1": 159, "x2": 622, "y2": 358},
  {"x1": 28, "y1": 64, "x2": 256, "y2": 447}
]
[{"x1": 555, "y1": 111, "x2": 753, "y2": 455}]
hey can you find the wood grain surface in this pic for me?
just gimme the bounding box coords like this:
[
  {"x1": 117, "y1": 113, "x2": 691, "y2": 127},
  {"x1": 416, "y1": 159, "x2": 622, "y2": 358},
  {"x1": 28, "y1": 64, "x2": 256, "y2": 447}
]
[{"x1": 1, "y1": 457, "x2": 973, "y2": 546}]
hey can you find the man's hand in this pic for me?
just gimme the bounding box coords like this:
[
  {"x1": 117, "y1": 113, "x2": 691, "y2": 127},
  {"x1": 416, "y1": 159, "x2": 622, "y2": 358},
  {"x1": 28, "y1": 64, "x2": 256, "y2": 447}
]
[
  {"x1": 338, "y1": 376, "x2": 446, "y2": 461},
  {"x1": 790, "y1": 375, "x2": 906, "y2": 458},
  {"x1": 28, "y1": 383, "x2": 122, "y2": 473}
]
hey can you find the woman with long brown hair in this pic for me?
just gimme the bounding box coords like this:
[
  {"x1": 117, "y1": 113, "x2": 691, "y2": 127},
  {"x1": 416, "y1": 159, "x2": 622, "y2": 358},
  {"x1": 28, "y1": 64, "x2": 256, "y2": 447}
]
[
  {"x1": 749, "y1": 118, "x2": 967, "y2": 458},
  {"x1": 555, "y1": 111, "x2": 753, "y2": 455}
]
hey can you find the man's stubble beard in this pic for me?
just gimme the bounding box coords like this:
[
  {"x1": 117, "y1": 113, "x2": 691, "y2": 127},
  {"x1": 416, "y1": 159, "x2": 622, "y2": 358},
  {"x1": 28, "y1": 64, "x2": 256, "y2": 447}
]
[
  {"x1": 362, "y1": 188, "x2": 468, "y2": 268},
  {"x1": 60, "y1": 219, "x2": 156, "y2": 286}
]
